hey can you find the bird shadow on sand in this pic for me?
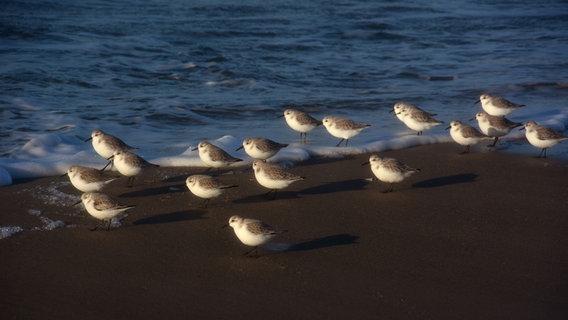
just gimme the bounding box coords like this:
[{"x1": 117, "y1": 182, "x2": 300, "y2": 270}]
[
  {"x1": 412, "y1": 173, "x2": 478, "y2": 188},
  {"x1": 264, "y1": 233, "x2": 359, "y2": 255},
  {"x1": 132, "y1": 210, "x2": 207, "y2": 226},
  {"x1": 118, "y1": 184, "x2": 184, "y2": 198},
  {"x1": 299, "y1": 179, "x2": 369, "y2": 195},
  {"x1": 232, "y1": 191, "x2": 302, "y2": 204}
]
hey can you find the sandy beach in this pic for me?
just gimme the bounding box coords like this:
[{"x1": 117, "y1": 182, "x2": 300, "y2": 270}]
[{"x1": 1, "y1": 143, "x2": 567, "y2": 319}]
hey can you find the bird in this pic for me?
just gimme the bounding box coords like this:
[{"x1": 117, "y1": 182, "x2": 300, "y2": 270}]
[
  {"x1": 75, "y1": 192, "x2": 134, "y2": 231},
  {"x1": 281, "y1": 109, "x2": 322, "y2": 142},
  {"x1": 390, "y1": 102, "x2": 437, "y2": 123},
  {"x1": 322, "y1": 115, "x2": 371, "y2": 147},
  {"x1": 64, "y1": 165, "x2": 119, "y2": 192},
  {"x1": 447, "y1": 120, "x2": 489, "y2": 153},
  {"x1": 363, "y1": 154, "x2": 420, "y2": 193},
  {"x1": 108, "y1": 150, "x2": 159, "y2": 187},
  {"x1": 226, "y1": 215, "x2": 285, "y2": 257},
  {"x1": 476, "y1": 94, "x2": 525, "y2": 116},
  {"x1": 185, "y1": 174, "x2": 238, "y2": 208},
  {"x1": 192, "y1": 141, "x2": 243, "y2": 169},
  {"x1": 252, "y1": 160, "x2": 304, "y2": 200},
  {"x1": 85, "y1": 129, "x2": 137, "y2": 159},
  {"x1": 523, "y1": 121, "x2": 568, "y2": 158},
  {"x1": 472, "y1": 111, "x2": 522, "y2": 147},
  {"x1": 236, "y1": 137, "x2": 288, "y2": 160},
  {"x1": 394, "y1": 103, "x2": 444, "y2": 135}
]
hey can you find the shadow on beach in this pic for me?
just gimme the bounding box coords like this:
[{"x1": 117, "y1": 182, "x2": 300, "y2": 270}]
[
  {"x1": 132, "y1": 210, "x2": 206, "y2": 225},
  {"x1": 412, "y1": 173, "x2": 478, "y2": 188}
]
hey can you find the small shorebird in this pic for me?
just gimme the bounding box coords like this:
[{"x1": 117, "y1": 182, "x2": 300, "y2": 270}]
[
  {"x1": 390, "y1": 102, "x2": 437, "y2": 123},
  {"x1": 523, "y1": 121, "x2": 568, "y2": 158},
  {"x1": 476, "y1": 94, "x2": 525, "y2": 116},
  {"x1": 226, "y1": 215, "x2": 285, "y2": 257},
  {"x1": 322, "y1": 115, "x2": 371, "y2": 147},
  {"x1": 447, "y1": 120, "x2": 489, "y2": 154},
  {"x1": 252, "y1": 160, "x2": 304, "y2": 200},
  {"x1": 394, "y1": 103, "x2": 444, "y2": 135},
  {"x1": 472, "y1": 111, "x2": 522, "y2": 147},
  {"x1": 192, "y1": 141, "x2": 242, "y2": 169},
  {"x1": 185, "y1": 174, "x2": 238, "y2": 208},
  {"x1": 281, "y1": 109, "x2": 322, "y2": 142},
  {"x1": 64, "y1": 165, "x2": 119, "y2": 192},
  {"x1": 236, "y1": 137, "x2": 288, "y2": 160},
  {"x1": 75, "y1": 192, "x2": 134, "y2": 231},
  {"x1": 108, "y1": 150, "x2": 159, "y2": 187},
  {"x1": 85, "y1": 129, "x2": 137, "y2": 159},
  {"x1": 363, "y1": 154, "x2": 420, "y2": 193}
]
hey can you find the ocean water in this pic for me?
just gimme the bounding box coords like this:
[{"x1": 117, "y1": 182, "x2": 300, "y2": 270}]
[{"x1": 1, "y1": 0, "x2": 568, "y2": 186}]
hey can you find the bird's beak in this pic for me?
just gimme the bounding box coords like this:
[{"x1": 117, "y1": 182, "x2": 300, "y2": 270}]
[
  {"x1": 473, "y1": 100, "x2": 480, "y2": 105},
  {"x1": 235, "y1": 145, "x2": 244, "y2": 151},
  {"x1": 73, "y1": 200, "x2": 82, "y2": 206},
  {"x1": 388, "y1": 109, "x2": 394, "y2": 113},
  {"x1": 84, "y1": 137, "x2": 92, "y2": 142},
  {"x1": 519, "y1": 127, "x2": 525, "y2": 131},
  {"x1": 107, "y1": 155, "x2": 114, "y2": 160},
  {"x1": 445, "y1": 125, "x2": 451, "y2": 130},
  {"x1": 361, "y1": 161, "x2": 369, "y2": 166},
  {"x1": 277, "y1": 114, "x2": 284, "y2": 118},
  {"x1": 221, "y1": 223, "x2": 229, "y2": 229},
  {"x1": 60, "y1": 172, "x2": 68, "y2": 178},
  {"x1": 469, "y1": 116, "x2": 476, "y2": 121},
  {"x1": 191, "y1": 146, "x2": 198, "y2": 151}
]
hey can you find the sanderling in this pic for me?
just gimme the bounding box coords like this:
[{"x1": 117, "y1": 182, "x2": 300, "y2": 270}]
[
  {"x1": 109, "y1": 150, "x2": 159, "y2": 187},
  {"x1": 447, "y1": 120, "x2": 489, "y2": 153},
  {"x1": 192, "y1": 141, "x2": 243, "y2": 169},
  {"x1": 185, "y1": 174, "x2": 238, "y2": 208},
  {"x1": 226, "y1": 215, "x2": 284, "y2": 257},
  {"x1": 85, "y1": 129, "x2": 137, "y2": 159},
  {"x1": 64, "y1": 165, "x2": 119, "y2": 192},
  {"x1": 523, "y1": 121, "x2": 568, "y2": 158},
  {"x1": 252, "y1": 160, "x2": 304, "y2": 199},
  {"x1": 363, "y1": 154, "x2": 420, "y2": 193},
  {"x1": 390, "y1": 102, "x2": 437, "y2": 123},
  {"x1": 281, "y1": 109, "x2": 322, "y2": 142},
  {"x1": 477, "y1": 94, "x2": 525, "y2": 116},
  {"x1": 236, "y1": 137, "x2": 288, "y2": 160},
  {"x1": 322, "y1": 115, "x2": 371, "y2": 147},
  {"x1": 395, "y1": 104, "x2": 444, "y2": 135},
  {"x1": 473, "y1": 111, "x2": 522, "y2": 147},
  {"x1": 75, "y1": 192, "x2": 134, "y2": 231}
]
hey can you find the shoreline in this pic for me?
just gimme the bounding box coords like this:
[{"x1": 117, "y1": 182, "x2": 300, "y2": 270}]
[{"x1": 1, "y1": 143, "x2": 568, "y2": 319}]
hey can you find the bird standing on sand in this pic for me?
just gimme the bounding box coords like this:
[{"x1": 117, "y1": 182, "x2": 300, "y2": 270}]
[
  {"x1": 86, "y1": 129, "x2": 137, "y2": 159},
  {"x1": 281, "y1": 109, "x2": 322, "y2": 142},
  {"x1": 236, "y1": 137, "x2": 288, "y2": 160},
  {"x1": 252, "y1": 160, "x2": 304, "y2": 200},
  {"x1": 447, "y1": 120, "x2": 489, "y2": 154},
  {"x1": 64, "y1": 165, "x2": 119, "y2": 192},
  {"x1": 185, "y1": 174, "x2": 238, "y2": 208},
  {"x1": 363, "y1": 154, "x2": 420, "y2": 193},
  {"x1": 523, "y1": 121, "x2": 568, "y2": 158},
  {"x1": 476, "y1": 94, "x2": 524, "y2": 116},
  {"x1": 394, "y1": 103, "x2": 444, "y2": 135},
  {"x1": 473, "y1": 111, "x2": 522, "y2": 147},
  {"x1": 75, "y1": 192, "x2": 134, "y2": 231},
  {"x1": 108, "y1": 150, "x2": 159, "y2": 187},
  {"x1": 226, "y1": 215, "x2": 285, "y2": 257},
  {"x1": 322, "y1": 115, "x2": 371, "y2": 147},
  {"x1": 193, "y1": 141, "x2": 243, "y2": 169}
]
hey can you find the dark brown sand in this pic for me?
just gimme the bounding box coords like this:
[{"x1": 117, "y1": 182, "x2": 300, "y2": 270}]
[{"x1": 1, "y1": 143, "x2": 568, "y2": 319}]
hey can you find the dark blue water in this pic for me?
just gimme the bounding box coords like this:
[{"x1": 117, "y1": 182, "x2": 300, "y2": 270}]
[{"x1": 2, "y1": 0, "x2": 568, "y2": 158}]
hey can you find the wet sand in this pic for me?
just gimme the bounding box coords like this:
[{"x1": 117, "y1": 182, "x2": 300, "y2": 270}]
[{"x1": 1, "y1": 143, "x2": 568, "y2": 319}]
